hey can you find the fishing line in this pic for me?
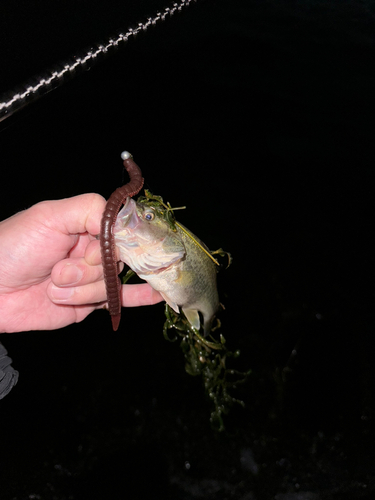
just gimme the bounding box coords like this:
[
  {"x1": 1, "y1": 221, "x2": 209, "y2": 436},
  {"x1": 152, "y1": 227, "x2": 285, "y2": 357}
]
[{"x1": 0, "y1": 0, "x2": 199, "y2": 123}]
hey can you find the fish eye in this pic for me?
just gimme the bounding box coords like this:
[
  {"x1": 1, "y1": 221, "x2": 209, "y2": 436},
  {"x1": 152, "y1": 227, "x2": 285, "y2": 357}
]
[{"x1": 143, "y1": 210, "x2": 155, "y2": 221}]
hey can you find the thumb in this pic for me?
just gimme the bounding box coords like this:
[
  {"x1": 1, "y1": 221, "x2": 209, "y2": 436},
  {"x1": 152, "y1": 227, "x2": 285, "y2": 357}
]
[{"x1": 33, "y1": 193, "x2": 107, "y2": 236}]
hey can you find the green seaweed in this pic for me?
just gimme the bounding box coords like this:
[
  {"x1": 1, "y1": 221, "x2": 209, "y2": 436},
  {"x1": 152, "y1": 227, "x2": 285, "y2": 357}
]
[{"x1": 163, "y1": 304, "x2": 251, "y2": 432}]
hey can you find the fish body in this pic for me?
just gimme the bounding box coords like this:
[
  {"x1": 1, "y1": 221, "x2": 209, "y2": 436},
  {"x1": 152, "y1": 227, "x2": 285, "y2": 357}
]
[{"x1": 113, "y1": 197, "x2": 219, "y2": 335}]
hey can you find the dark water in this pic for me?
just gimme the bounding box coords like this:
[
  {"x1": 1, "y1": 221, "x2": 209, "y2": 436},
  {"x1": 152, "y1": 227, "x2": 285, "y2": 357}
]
[{"x1": 1, "y1": 0, "x2": 375, "y2": 498}]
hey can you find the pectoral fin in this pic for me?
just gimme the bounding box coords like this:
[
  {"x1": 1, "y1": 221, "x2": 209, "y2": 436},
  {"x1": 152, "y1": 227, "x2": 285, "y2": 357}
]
[
  {"x1": 160, "y1": 293, "x2": 180, "y2": 314},
  {"x1": 182, "y1": 308, "x2": 201, "y2": 331}
]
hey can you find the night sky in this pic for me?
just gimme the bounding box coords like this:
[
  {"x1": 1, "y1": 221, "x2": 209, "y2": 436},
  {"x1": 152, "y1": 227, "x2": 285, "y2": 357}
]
[{"x1": 1, "y1": 1, "x2": 375, "y2": 498}]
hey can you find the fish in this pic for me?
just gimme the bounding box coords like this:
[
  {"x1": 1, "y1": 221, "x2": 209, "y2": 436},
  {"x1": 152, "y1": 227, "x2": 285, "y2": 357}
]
[{"x1": 113, "y1": 195, "x2": 220, "y2": 335}]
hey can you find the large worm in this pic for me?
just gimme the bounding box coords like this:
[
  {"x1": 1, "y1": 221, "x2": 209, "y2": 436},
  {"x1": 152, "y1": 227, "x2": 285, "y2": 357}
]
[{"x1": 100, "y1": 151, "x2": 144, "y2": 331}]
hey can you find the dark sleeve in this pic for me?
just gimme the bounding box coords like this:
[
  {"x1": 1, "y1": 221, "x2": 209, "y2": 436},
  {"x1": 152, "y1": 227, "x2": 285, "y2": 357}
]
[{"x1": 0, "y1": 342, "x2": 19, "y2": 400}]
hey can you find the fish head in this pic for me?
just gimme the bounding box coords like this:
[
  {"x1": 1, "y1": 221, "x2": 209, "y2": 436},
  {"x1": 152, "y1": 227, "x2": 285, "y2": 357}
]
[{"x1": 113, "y1": 198, "x2": 186, "y2": 274}]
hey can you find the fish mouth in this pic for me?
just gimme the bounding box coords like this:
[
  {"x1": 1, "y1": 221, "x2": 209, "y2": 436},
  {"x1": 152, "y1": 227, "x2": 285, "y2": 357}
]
[{"x1": 113, "y1": 198, "x2": 140, "y2": 234}]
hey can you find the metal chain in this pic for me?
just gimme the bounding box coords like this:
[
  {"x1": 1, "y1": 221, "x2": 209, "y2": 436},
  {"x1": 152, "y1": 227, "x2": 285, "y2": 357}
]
[{"x1": 0, "y1": 0, "x2": 197, "y2": 122}]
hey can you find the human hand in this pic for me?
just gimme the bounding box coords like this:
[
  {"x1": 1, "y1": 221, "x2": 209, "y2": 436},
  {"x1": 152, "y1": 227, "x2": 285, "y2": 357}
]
[{"x1": 0, "y1": 194, "x2": 162, "y2": 333}]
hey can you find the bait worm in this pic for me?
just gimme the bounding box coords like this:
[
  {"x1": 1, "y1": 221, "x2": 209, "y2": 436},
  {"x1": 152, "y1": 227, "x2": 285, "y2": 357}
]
[{"x1": 100, "y1": 151, "x2": 144, "y2": 331}]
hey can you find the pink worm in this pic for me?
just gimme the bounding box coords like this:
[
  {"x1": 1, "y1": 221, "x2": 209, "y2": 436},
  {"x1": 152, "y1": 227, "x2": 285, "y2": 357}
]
[{"x1": 100, "y1": 152, "x2": 144, "y2": 331}]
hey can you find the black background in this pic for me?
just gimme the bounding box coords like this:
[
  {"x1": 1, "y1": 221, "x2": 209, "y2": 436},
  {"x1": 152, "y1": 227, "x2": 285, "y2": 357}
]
[{"x1": 1, "y1": 0, "x2": 375, "y2": 498}]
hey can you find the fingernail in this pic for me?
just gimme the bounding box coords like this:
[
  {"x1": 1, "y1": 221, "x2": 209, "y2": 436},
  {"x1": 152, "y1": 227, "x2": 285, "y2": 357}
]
[
  {"x1": 50, "y1": 285, "x2": 74, "y2": 301},
  {"x1": 60, "y1": 264, "x2": 83, "y2": 285}
]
